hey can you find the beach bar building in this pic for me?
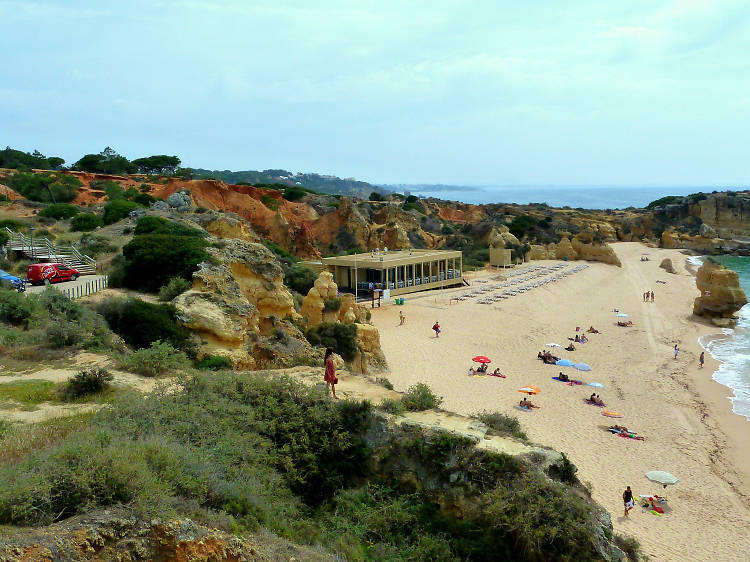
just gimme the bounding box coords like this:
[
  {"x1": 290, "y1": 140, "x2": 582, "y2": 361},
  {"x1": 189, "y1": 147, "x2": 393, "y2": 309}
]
[{"x1": 321, "y1": 249, "x2": 463, "y2": 296}]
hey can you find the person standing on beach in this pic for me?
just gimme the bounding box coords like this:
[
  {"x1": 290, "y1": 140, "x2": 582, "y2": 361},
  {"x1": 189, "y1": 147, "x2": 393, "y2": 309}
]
[
  {"x1": 324, "y1": 348, "x2": 338, "y2": 399},
  {"x1": 699, "y1": 351, "x2": 705, "y2": 369},
  {"x1": 651, "y1": 291, "x2": 655, "y2": 303},
  {"x1": 432, "y1": 321, "x2": 441, "y2": 338},
  {"x1": 399, "y1": 310, "x2": 405, "y2": 325},
  {"x1": 623, "y1": 486, "x2": 634, "y2": 517},
  {"x1": 674, "y1": 344, "x2": 679, "y2": 360}
]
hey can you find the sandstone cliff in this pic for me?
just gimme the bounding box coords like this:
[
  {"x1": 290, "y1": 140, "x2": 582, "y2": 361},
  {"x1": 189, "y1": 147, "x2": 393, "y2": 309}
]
[{"x1": 693, "y1": 260, "x2": 748, "y2": 323}]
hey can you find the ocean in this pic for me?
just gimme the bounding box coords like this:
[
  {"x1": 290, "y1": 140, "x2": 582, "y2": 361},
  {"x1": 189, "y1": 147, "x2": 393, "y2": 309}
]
[
  {"x1": 696, "y1": 256, "x2": 750, "y2": 421},
  {"x1": 409, "y1": 185, "x2": 719, "y2": 209}
]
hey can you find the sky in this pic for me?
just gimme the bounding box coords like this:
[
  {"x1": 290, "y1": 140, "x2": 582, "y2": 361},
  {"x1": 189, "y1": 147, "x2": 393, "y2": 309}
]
[{"x1": 1, "y1": 0, "x2": 749, "y2": 186}]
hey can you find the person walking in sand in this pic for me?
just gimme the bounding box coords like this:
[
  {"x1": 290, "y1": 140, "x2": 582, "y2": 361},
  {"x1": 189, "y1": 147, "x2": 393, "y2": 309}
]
[
  {"x1": 399, "y1": 310, "x2": 405, "y2": 325},
  {"x1": 323, "y1": 348, "x2": 338, "y2": 399},
  {"x1": 674, "y1": 344, "x2": 679, "y2": 360},
  {"x1": 432, "y1": 321, "x2": 441, "y2": 338},
  {"x1": 651, "y1": 291, "x2": 655, "y2": 303},
  {"x1": 699, "y1": 351, "x2": 705, "y2": 369},
  {"x1": 623, "y1": 486, "x2": 634, "y2": 517}
]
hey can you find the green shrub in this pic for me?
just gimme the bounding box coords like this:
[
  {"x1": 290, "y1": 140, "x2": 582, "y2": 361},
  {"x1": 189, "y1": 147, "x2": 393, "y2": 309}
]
[
  {"x1": 261, "y1": 194, "x2": 281, "y2": 210},
  {"x1": 546, "y1": 452, "x2": 578, "y2": 484},
  {"x1": 5, "y1": 172, "x2": 81, "y2": 203},
  {"x1": 0, "y1": 218, "x2": 26, "y2": 231},
  {"x1": 106, "y1": 254, "x2": 126, "y2": 287},
  {"x1": 378, "y1": 398, "x2": 404, "y2": 415},
  {"x1": 116, "y1": 340, "x2": 190, "y2": 377},
  {"x1": 134, "y1": 216, "x2": 205, "y2": 238},
  {"x1": 0, "y1": 289, "x2": 37, "y2": 326},
  {"x1": 508, "y1": 215, "x2": 538, "y2": 240},
  {"x1": 284, "y1": 264, "x2": 317, "y2": 295},
  {"x1": 376, "y1": 376, "x2": 393, "y2": 390},
  {"x1": 305, "y1": 322, "x2": 358, "y2": 361},
  {"x1": 97, "y1": 297, "x2": 192, "y2": 352},
  {"x1": 401, "y1": 383, "x2": 442, "y2": 411},
  {"x1": 475, "y1": 411, "x2": 527, "y2": 441},
  {"x1": 102, "y1": 200, "x2": 142, "y2": 225},
  {"x1": 195, "y1": 355, "x2": 233, "y2": 371},
  {"x1": 122, "y1": 234, "x2": 209, "y2": 292},
  {"x1": 282, "y1": 186, "x2": 308, "y2": 201},
  {"x1": 70, "y1": 213, "x2": 103, "y2": 231},
  {"x1": 132, "y1": 192, "x2": 156, "y2": 206},
  {"x1": 323, "y1": 297, "x2": 341, "y2": 312},
  {"x1": 38, "y1": 203, "x2": 80, "y2": 220},
  {"x1": 38, "y1": 290, "x2": 112, "y2": 350},
  {"x1": 0, "y1": 419, "x2": 12, "y2": 439},
  {"x1": 76, "y1": 234, "x2": 117, "y2": 258},
  {"x1": 60, "y1": 367, "x2": 113, "y2": 400},
  {"x1": 615, "y1": 533, "x2": 645, "y2": 561},
  {"x1": 158, "y1": 277, "x2": 192, "y2": 301},
  {"x1": 369, "y1": 191, "x2": 385, "y2": 201},
  {"x1": 646, "y1": 195, "x2": 681, "y2": 210}
]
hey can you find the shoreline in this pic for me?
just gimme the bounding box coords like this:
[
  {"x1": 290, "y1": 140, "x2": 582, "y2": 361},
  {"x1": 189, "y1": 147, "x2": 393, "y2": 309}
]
[{"x1": 372, "y1": 242, "x2": 750, "y2": 561}]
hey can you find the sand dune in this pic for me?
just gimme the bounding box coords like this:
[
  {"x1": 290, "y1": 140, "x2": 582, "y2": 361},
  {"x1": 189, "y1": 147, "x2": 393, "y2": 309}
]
[{"x1": 372, "y1": 242, "x2": 750, "y2": 561}]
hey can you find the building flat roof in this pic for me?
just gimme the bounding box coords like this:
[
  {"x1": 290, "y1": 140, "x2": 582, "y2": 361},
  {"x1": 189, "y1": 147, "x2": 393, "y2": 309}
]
[{"x1": 322, "y1": 248, "x2": 462, "y2": 268}]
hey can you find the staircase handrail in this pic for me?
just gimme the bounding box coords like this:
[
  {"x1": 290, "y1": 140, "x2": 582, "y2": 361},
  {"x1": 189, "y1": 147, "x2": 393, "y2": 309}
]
[{"x1": 71, "y1": 245, "x2": 96, "y2": 266}]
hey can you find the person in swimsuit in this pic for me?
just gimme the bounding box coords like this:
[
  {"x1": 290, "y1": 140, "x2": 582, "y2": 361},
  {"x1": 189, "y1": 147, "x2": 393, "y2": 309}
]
[
  {"x1": 623, "y1": 486, "x2": 634, "y2": 517},
  {"x1": 699, "y1": 351, "x2": 705, "y2": 368}
]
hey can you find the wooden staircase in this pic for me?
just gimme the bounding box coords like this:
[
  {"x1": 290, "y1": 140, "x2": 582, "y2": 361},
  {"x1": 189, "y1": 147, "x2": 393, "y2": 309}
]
[{"x1": 4, "y1": 228, "x2": 97, "y2": 275}]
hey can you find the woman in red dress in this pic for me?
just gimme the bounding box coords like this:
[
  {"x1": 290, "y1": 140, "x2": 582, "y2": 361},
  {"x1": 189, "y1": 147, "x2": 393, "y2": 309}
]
[{"x1": 324, "y1": 348, "x2": 338, "y2": 399}]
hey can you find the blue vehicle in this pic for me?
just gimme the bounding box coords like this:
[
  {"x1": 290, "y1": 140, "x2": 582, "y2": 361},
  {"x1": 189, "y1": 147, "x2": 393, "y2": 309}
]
[{"x1": 0, "y1": 269, "x2": 25, "y2": 292}]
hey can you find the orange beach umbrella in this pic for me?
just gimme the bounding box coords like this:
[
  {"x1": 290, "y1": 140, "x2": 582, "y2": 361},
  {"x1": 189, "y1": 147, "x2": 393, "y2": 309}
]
[{"x1": 518, "y1": 386, "x2": 540, "y2": 395}]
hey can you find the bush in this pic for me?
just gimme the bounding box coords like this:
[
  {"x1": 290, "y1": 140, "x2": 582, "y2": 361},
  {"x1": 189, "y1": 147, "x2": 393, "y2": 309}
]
[
  {"x1": 284, "y1": 264, "x2": 317, "y2": 295},
  {"x1": 378, "y1": 398, "x2": 404, "y2": 415},
  {"x1": 305, "y1": 322, "x2": 358, "y2": 361},
  {"x1": 107, "y1": 254, "x2": 126, "y2": 288},
  {"x1": 158, "y1": 277, "x2": 192, "y2": 301},
  {"x1": 116, "y1": 340, "x2": 190, "y2": 377},
  {"x1": 5, "y1": 172, "x2": 81, "y2": 203},
  {"x1": 546, "y1": 452, "x2": 578, "y2": 484},
  {"x1": 134, "y1": 216, "x2": 205, "y2": 238},
  {"x1": 282, "y1": 186, "x2": 309, "y2": 201},
  {"x1": 323, "y1": 297, "x2": 341, "y2": 312},
  {"x1": 122, "y1": 234, "x2": 209, "y2": 292},
  {"x1": 615, "y1": 533, "x2": 645, "y2": 561},
  {"x1": 476, "y1": 411, "x2": 527, "y2": 441},
  {"x1": 195, "y1": 355, "x2": 233, "y2": 371},
  {"x1": 70, "y1": 213, "x2": 103, "y2": 231},
  {"x1": 376, "y1": 376, "x2": 393, "y2": 390},
  {"x1": 60, "y1": 367, "x2": 113, "y2": 400},
  {"x1": 102, "y1": 200, "x2": 142, "y2": 225},
  {"x1": 401, "y1": 383, "x2": 442, "y2": 411},
  {"x1": 0, "y1": 289, "x2": 37, "y2": 326},
  {"x1": 38, "y1": 203, "x2": 80, "y2": 220},
  {"x1": 369, "y1": 191, "x2": 385, "y2": 201},
  {"x1": 97, "y1": 297, "x2": 192, "y2": 351},
  {"x1": 76, "y1": 234, "x2": 117, "y2": 258}
]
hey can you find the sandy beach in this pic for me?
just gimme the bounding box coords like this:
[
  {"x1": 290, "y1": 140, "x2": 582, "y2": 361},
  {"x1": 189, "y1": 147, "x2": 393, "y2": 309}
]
[{"x1": 372, "y1": 242, "x2": 750, "y2": 561}]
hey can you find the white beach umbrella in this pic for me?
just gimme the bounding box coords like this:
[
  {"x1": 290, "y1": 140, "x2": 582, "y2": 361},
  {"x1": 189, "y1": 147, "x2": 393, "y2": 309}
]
[{"x1": 645, "y1": 471, "x2": 679, "y2": 488}]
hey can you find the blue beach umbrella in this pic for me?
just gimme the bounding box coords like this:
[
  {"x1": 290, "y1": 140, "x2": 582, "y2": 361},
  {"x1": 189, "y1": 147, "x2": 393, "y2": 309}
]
[
  {"x1": 556, "y1": 359, "x2": 575, "y2": 367},
  {"x1": 616, "y1": 313, "x2": 628, "y2": 318},
  {"x1": 586, "y1": 382, "x2": 604, "y2": 388},
  {"x1": 575, "y1": 363, "x2": 593, "y2": 371}
]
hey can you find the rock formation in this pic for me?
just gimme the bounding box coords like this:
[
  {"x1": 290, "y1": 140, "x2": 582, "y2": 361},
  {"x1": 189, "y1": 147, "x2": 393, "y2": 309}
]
[
  {"x1": 693, "y1": 260, "x2": 748, "y2": 323},
  {"x1": 191, "y1": 211, "x2": 260, "y2": 243},
  {"x1": 659, "y1": 258, "x2": 676, "y2": 274},
  {"x1": 174, "y1": 239, "x2": 317, "y2": 368},
  {"x1": 166, "y1": 189, "x2": 194, "y2": 212},
  {"x1": 300, "y1": 271, "x2": 386, "y2": 373}
]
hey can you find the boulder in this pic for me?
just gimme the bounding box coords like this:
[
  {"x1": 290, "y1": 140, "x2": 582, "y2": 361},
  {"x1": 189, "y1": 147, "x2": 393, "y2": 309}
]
[
  {"x1": 554, "y1": 238, "x2": 578, "y2": 260},
  {"x1": 659, "y1": 258, "x2": 676, "y2": 274},
  {"x1": 350, "y1": 323, "x2": 388, "y2": 374},
  {"x1": 571, "y1": 236, "x2": 621, "y2": 266},
  {"x1": 301, "y1": 271, "x2": 339, "y2": 327},
  {"x1": 527, "y1": 244, "x2": 554, "y2": 260},
  {"x1": 661, "y1": 230, "x2": 678, "y2": 249},
  {"x1": 693, "y1": 260, "x2": 748, "y2": 318},
  {"x1": 166, "y1": 189, "x2": 194, "y2": 212},
  {"x1": 150, "y1": 200, "x2": 169, "y2": 211}
]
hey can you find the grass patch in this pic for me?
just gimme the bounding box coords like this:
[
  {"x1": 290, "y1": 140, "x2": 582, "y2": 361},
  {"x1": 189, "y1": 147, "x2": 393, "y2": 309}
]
[
  {"x1": 377, "y1": 397, "x2": 405, "y2": 415},
  {"x1": 475, "y1": 411, "x2": 527, "y2": 441},
  {"x1": 0, "y1": 379, "x2": 58, "y2": 409},
  {"x1": 375, "y1": 376, "x2": 393, "y2": 390}
]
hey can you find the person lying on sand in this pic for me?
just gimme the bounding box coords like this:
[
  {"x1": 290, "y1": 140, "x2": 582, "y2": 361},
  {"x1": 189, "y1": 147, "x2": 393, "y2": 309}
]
[
  {"x1": 519, "y1": 397, "x2": 539, "y2": 409},
  {"x1": 587, "y1": 326, "x2": 599, "y2": 333},
  {"x1": 579, "y1": 334, "x2": 588, "y2": 343},
  {"x1": 617, "y1": 320, "x2": 634, "y2": 327},
  {"x1": 574, "y1": 334, "x2": 581, "y2": 343},
  {"x1": 587, "y1": 394, "x2": 605, "y2": 406},
  {"x1": 565, "y1": 343, "x2": 576, "y2": 351},
  {"x1": 558, "y1": 372, "x2": 570, "y2": 382},
  {"x1": 611, "y1": 426, "x2": 644, "y2": 440}
]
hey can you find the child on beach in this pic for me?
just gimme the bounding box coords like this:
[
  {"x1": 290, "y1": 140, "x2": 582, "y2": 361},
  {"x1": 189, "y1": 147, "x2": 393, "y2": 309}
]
[
  {"x1": 699, "y1": 351, "x2": 705, "y2": 368},
  {"x1": 399, "y1": 310, "x2": 405, "y2": 325},
  {"x1": 674, "y1": 344, "x2": 679, "y2": 360},
  {"x1": 432, "y1": 321, "x2": 440, "y2": 338}
]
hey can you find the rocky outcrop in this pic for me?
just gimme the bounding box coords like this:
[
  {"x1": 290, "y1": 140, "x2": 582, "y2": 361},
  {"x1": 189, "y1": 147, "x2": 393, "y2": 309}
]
[
  {"x1": 527, "y1": 244, "x2": 554, "y2": 260},
  {"x1": 351, "y1": 323, "x2": 388, "y2": 374},
  {"x1": 174, "y1": 239, "x2": 316, "y2": 368},
  {"x1": 659, "y1": 258, "x2": 676, "y2": 274},
  {"x1": 693, "y1": 260, "x2": 748, "y2": 322},
  {"x1": 191, "y1": 211, "x2": 260, "y2": 243},
  {"x1": 166, "y1": 189, "x2": 194, "y2": 212},
  {"x1": 571, "y1": 235, "x2": 621, "y2": 266},
  {"x1": 0, "y1": 509, "x2": 333, "y2": 561}
]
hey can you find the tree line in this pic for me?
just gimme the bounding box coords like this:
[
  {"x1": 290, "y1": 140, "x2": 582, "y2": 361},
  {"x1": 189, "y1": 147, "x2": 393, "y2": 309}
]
[{"x1": 0, "y1": 146, "x2": 181, "y2": 176}]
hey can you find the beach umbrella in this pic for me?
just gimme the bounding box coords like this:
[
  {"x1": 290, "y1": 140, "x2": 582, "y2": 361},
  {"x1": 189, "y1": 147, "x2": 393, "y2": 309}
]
[
  {"x1": 472, "y1": 355, "x2": 491, "y2": 364},
  {"x1": 602, "y1": 410, "x2": 622, "y2": 418},
  {"x1": 616, "y1": 313, "x2": 628, "y2": 318},
  {"x1": 518, "y1": 386, "x2": 540, "y2": 395},
  {"x1": 575, "y1": 363, "x2": 593, "y2": 371},
  {"x1": 556, "y1": 359, "x2": 575, "y2": 367},
  {"x1": 586, "y1": 381, "x2": 603, "y2": 388},
  {"x1": 645, "y1": 471, "x2": 679, "y2": 489},
  {"x1": 546, "y1": 343, "x2": 563, "y2": 348}
]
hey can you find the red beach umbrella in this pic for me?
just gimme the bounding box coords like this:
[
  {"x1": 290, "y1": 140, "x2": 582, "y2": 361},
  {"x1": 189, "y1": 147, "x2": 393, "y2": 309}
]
[{"x1": 472, "y1": 356, "x2": 491, "y2": 364}]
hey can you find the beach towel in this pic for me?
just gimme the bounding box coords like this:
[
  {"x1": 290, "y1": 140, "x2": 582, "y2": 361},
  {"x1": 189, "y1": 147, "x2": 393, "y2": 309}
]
[
  {"x1": 552, "y1": 377, "x2": 582, "y2": 385},
  {"x1": 514, "y1": 405, "x2": 533, "y2": 412},
  {"x1": 488, "y1": 373, "x2": 506, "y2": 378}
]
